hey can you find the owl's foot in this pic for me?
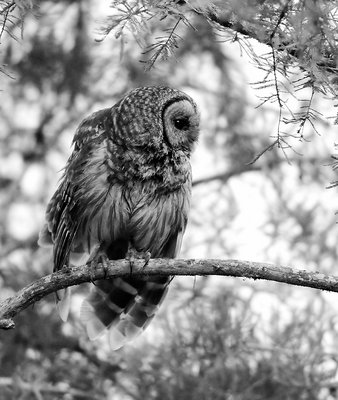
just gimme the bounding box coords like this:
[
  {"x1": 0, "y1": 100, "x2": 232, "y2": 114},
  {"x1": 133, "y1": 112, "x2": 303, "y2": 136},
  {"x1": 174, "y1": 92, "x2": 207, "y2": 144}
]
[
  {"x1": 126, "y1": 248, "x2": 151, "y2": 275},
  {"x1": 87, "y1": 244, "x2": 110, "y2": 282},
  {"x1": 98, "y1": 254, "x2": 110, "y2": 279},
  {"x1": 142, "y1": 251, "x2": 151, "y2": 268}
]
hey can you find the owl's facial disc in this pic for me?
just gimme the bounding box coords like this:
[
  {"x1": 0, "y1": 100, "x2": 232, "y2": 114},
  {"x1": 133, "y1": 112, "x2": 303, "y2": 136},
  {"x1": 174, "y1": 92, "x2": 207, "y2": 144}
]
[{"x1": 163, "y1": 99, "x2": 200, "y2": 151}]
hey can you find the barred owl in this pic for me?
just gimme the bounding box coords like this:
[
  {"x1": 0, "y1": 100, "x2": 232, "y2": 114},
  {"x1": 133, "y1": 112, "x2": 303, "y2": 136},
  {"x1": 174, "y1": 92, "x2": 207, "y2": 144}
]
[{"x1": 39, "y1": 86, "x2": 200, "y2": 350}]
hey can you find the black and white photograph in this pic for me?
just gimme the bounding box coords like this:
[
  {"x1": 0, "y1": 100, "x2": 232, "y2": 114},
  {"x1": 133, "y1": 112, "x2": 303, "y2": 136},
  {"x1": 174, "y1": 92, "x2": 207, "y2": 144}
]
[{"x1": 0, "y1": 1, "x2": 338, "y2": 399}]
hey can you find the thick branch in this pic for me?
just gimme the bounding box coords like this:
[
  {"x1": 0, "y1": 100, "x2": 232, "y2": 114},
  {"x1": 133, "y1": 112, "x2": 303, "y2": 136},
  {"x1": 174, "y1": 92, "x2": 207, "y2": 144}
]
[
  {"x1": 1, "y1": 258, "x2": 338, "y2": 330},
  {"x1": 199, "y1": 6, "x2": 337, "y2": 76}
]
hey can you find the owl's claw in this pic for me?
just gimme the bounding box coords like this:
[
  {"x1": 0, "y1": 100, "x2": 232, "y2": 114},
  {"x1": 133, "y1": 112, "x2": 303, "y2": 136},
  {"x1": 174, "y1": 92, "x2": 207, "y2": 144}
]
[
  {"x1": 142, "y1": 251, "x2": 151, "y2": 269},
  {"x1": 98, "y1": 254, "x2": 109, "y2": 279},
  {"x1": 129, "y1": 257, "x2": 134, "y2": 277},
  {"x1": 126, "y1": 248, "x2": 151, "y2": 275},
  {"x1": 87, "y1": 244, "x2": 110, "y2": 282}
]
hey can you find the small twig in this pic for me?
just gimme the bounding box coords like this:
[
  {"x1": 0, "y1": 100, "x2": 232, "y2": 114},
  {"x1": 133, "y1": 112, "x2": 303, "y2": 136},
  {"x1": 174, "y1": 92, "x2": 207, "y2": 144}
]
[
  {"x1": 142, "y1": 16, "x2": 182, "y2": 70},
  {"x1": 269, "y1": 0, "x2": 291, "y2": 42},
  {"x1": 192, "y1": 165, "x2": 260, "y2": 186},
  {"x1": 0, "y1": 1, "x2": 15, "y2": 16},
  {"x1": 1, "y1": 258, "x2": 338, "y2": 329},
  {"x1": 0, "y1": 2, "x2": 12, "y2": 40},
  {"x1": 271, "y1": 47, "x2": 284, "y2": 142},
  {"x1": 296, "y1": 86, "x2": 317, "y2": 138},
  {"x1": 248, "y1": 139, "x2": 278, "y2": 164}
]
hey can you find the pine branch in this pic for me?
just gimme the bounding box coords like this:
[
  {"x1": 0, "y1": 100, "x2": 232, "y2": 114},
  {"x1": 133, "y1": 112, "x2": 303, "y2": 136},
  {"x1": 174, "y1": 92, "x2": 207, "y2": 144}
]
[
  {"x1": 200, "y1": 4, "x2": 337, "y2": 76},
  {"x1": 142, "y1": 17, "x2": 183, "y2": 70},
  {"x1": 0, "y1": 1, "x2": 15, "y2": 16},
  {"x1": 1, "y1": 258, "x2": 338, "y2": 330}
]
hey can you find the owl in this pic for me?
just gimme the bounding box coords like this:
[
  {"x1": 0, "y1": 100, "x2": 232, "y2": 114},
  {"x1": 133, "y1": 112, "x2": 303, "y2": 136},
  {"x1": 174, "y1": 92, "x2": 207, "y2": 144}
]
[{"x1": 39, "y1": 86, "x2": 200, "y2": 350}]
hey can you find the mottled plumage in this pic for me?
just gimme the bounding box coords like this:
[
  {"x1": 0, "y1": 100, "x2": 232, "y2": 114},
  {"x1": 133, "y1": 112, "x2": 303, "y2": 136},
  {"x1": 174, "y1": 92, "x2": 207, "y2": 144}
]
[{"x1": 39, "y1": 86, "x2": 200, "y2": 349}]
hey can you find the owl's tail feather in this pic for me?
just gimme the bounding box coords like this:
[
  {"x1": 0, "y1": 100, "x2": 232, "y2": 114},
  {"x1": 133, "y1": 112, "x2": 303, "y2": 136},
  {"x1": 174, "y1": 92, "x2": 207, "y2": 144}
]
[
  {"x1": 56, "y1": 288, "x2": 71, "y2": 322},
  {"x1": 80, "y1": 276, "x2": 171, "y2": 350}
]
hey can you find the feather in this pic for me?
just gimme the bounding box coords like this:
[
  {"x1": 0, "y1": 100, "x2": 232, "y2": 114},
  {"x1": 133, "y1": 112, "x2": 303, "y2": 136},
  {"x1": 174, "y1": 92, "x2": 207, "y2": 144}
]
[
  {"x1": 80, "y1": 300, "x2": 107, "y2": 340},
  {"x1": 56, "y1": 288, "x2": 71, "y2": 322},
  {"x1": 82, "y1": 276, "x2": 170, "y2": 349},
  {"x1": 38, "y1": 224, "x2": 53, "y2": 247}
]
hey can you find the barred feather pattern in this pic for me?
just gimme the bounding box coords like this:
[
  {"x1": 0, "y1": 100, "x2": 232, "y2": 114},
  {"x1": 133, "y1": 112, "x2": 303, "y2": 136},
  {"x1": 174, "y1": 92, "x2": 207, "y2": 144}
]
[{"x1": 39, "y1": 86, "x2": 200, "y2": 349}]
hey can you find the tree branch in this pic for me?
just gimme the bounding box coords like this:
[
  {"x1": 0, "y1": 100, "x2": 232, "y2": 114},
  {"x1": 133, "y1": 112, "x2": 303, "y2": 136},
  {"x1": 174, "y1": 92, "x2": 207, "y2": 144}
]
[
  {"x1": 192, "y1": 165, "x2": 261, "y2": 186},
  {"x1": 200, "y1": 5, "x2": 337, "y2": 76},
  {"x1": 1, "y1": 258, "x2": 338, "y2": 330}
]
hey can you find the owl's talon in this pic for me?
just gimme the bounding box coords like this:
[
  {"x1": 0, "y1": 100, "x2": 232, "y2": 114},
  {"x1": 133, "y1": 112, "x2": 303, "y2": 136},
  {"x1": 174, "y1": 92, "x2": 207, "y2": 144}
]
[
  {"x1": 142, "y1": 251, "x2": 151, "y2": 269},
  {"x1": 86, "y1": 244, "x2": 110, "y2": 282},
  {"x1": 87, "y1": 243, "x2": 101, "y2": 263},
  {"x1": 89, "y1": 260, "x2": 97, "y2": 285},
  {"x1": 129, "y1": 257, "x2": 134, "y2": 276},
  {"x1": 126, "y1": 248, "x2": 151, "y2": 273},
  {"x1": 99, "y1": 255, "x2": 110, "y2": 279}
]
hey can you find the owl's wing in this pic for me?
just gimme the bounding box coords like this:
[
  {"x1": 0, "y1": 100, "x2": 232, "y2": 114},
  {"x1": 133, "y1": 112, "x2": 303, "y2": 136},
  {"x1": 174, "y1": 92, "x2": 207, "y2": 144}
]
[
  {"x1": 39, "y1": 108, "x2": 111, "y2": 272},
  {"x1": 39, "y1": 109, "x2": 112, "y2": 320},
  {"x1": 38, "y1": 178, "x2": 77, "y2": 271},
  {"x1": 161, "y1": 226, "x2": 185, "y2": 258}
]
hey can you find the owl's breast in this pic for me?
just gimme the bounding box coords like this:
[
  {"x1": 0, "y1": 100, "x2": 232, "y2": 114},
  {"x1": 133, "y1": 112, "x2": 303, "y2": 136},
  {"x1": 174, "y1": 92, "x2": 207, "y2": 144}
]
[
  {"x1": 127, "y1": 179, "x2": 191, "y2": 256},
  {"x1": 107, "y1": 139, "x2": 191, "y2": 193},
  {"x1": 72, "y1": 143, "x2": 192, "y2": 259}
]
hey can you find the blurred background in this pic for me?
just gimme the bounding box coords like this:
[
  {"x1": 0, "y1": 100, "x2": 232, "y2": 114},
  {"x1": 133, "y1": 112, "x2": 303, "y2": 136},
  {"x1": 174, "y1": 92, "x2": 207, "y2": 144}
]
[{"x1": 1, "y1": 1, "x2": 338, "y2": 399}]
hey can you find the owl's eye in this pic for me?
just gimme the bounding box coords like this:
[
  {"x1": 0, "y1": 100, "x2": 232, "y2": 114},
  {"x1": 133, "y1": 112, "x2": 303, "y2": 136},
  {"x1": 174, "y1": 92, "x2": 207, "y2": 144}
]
[
  {"x1": 173, "y1": 116, "x2": 190, "y2": 131},
  {"x1": 163, "y1": 99, "x2": 199, "y2": 150}
]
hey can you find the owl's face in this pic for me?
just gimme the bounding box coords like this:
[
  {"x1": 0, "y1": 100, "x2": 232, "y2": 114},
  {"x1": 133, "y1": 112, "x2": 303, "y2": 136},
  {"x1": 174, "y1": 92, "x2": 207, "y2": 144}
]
[
  {"x1": 113, "y1": 87, "x2": 200, "y2": 154},
  {"x1": 163, "y1": 98, "x2": 199, "y2": 151}
]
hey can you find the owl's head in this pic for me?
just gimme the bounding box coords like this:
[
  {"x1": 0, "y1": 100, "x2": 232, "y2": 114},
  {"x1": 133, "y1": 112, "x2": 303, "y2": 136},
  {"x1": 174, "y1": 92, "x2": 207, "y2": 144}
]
[{"x1": 113, "y1": 86, "x2": 200, "y2": 154}]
